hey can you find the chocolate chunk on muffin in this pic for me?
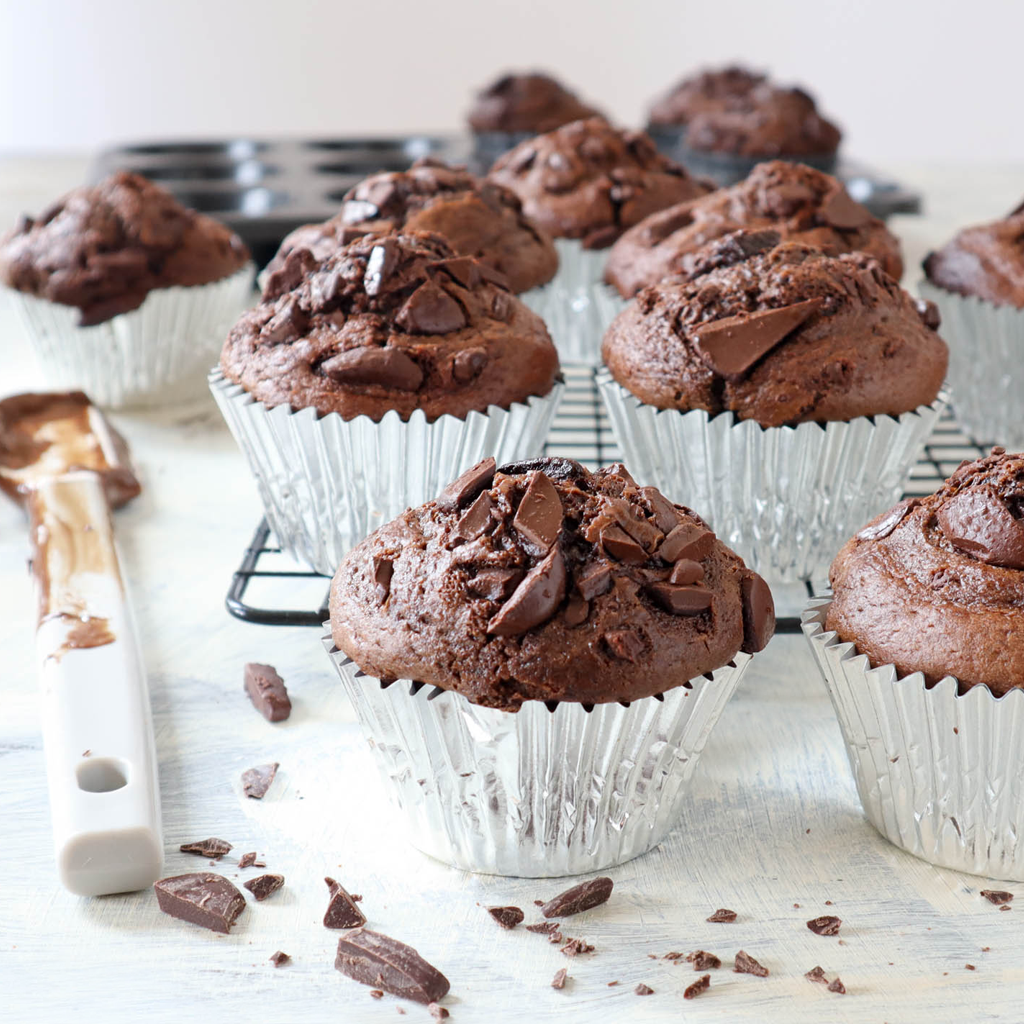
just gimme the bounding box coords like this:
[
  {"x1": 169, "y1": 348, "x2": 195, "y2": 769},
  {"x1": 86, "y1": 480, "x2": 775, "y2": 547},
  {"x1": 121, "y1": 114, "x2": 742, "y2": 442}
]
[
  {"x1": 221, "y1": 230, "x2": 558, "y2": 422},
  {"x1": 605, "y1": 162, "x2": 903, "y2": 298},
  {"x1": 468, "y1": 72, "x2": 604, "y2": 135},
  {"x1": 330, "y1": 457, "x2": 774, "y2": 710},
  {"x1": 264, "y1": 159, "x2": 557, "y2": 296},
  {"x1": 488, "y1": 118, "x2": 713, "y2": 249},
  {"x1": 647, "y1": 66, "x2": 767, "y2": 129},
  {"x1": 0, "y1": 171, "x2": 250, "y2": 326},
  {"x1": 828, "y1": 447, "x2": 1024, "y2": 694},
  {"x1": 602, "y1": 230, "x2": 947, "y2": 428},
  {"x1": 923, "y1": 203, "x2": 1024, "y2": 309}
]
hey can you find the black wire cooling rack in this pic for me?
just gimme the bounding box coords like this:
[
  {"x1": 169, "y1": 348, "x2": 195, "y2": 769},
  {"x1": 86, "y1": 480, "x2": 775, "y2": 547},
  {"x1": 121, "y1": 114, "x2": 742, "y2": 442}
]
[{"x1": 225, "y1": 366, "x2": 988, "y2": 632}]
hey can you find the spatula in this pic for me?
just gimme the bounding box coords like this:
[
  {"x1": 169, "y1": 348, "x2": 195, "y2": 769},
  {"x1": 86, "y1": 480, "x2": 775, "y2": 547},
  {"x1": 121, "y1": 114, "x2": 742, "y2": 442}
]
[{"x1": 0, "y1": 392, "x2": 162, "y2": 896}]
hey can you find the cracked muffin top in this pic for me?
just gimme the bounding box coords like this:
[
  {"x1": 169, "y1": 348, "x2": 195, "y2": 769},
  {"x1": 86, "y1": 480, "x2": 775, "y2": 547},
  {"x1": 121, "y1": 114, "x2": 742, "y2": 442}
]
[{"x1": 467, "y1": 71, "x2": 604, "y2": 134}]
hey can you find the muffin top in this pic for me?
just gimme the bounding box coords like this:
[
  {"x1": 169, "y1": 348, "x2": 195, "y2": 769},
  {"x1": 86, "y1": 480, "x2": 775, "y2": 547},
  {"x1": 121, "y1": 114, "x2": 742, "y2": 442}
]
[
  {"x1": 220, "y1": 230, "x2": 558, "y2": 423},
  {"x1": 647, "y1": 65, "x2": 767, "y2": 128},
  {"x1": 263, "y1": 159, "x2": 558, "y2": 295},
  {"x1": 602, "y1": 230, "x2": 947, "y2": 428},
  {"x1": 828, "y1": 448, "x2": 1024, "y2": 695},
  {"x1": 467, "y1": 72, "x2": 604, "y2": 134},
  {"x1": 330, "y1": 456, "x2": 774, "y2": 710},
  {"x1": 605, "y1": 162, "x2": 903, "y2": 298},
  {"x1": 0, "y1": 171, "x2": 250, "y2": 326},
  {"x1": 923, "y1": 202, "x2": 1024, "y2": 309},
  {"x1": 488, "y1": 118, "x2": 713, "y2": 249}
]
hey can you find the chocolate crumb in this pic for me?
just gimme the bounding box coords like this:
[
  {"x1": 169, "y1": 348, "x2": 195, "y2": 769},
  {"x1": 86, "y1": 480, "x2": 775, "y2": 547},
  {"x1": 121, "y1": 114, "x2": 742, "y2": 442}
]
[
  {"x1": 793, "y1": 903, "x2": 800, "y2": 908},
  {"x1": 534, "y1": 900, "x2": 544, "y2": 906},
  {"x1": 981, "y1": 889, "x2": 1014, "y2": 905},
  {"x1": 324, "y1": 877, "x2": 367, "y2": 929},
  {"x1": 238, "y1": 852, "x2": 257, "y2": 868},
  {"x1": 838, "y1": 939, "x2": 846, "y2": 946},
  {"x1": 560, "y1": 937, "x2": 594, "y2": 957},
  {"x1": 825, "y1": 900, "x2": 833, "y2": 905},
  {"x1": 180, "y1": 838, "x2": 232, "y2": 859},
  {"x1": 982, "y1": 947, "x2": 991, "y2": 952},
  {"x1": 1000, "y1": 905, "x2": 1012, "y2": 911},
  {"x1": 684, "y1": 974, "x2": 710, "y2": 999},
  {"x1": 244, "y1": 874, "x2": 284, "y2": 901},
  {"x1": 966, "y1": 964, "x2": 976, "y2": 970},
  {"x1": 607, "y1": 981, "x2": 620, "y2": 987},
  {"x1": 487, "y1": 906, "x2": 524, "y2": 929},
  {"x1": 551, "y1": 968, "x2": 568, "y2": 990},
  {"x1": 806, "y1": 915, "x2": 842, "y2": 936},
  {"x1": 686, "y1": 951, "x2": 721, "y2": 970},
  {"x1": 634, "y1": 983, "x2": 654, "y2": 995},
  {"x1": 82, "y1": 749, "x2": 91, "y2": 757},
  {"x1": 706, "y1": 908, "x2": 737, "y2": 923},
  {"x1": 241, "y1": 762, "x2": 278, "y2": 798},
  {"x1": 548, "y1": 931, "x2": 564, "y2": 945},
  {"x1": 269, "y1": 951, "x2": 290, "y2": 967},
  {"x1": 370, "y1": 990, "x2": 384, "y2": 999},
  {"x1": 428, "y1": 1004, "x2": 449, "y2": 1020},
  {"x1": 397, "y1": 1009, "x2": 405, "y2": 1015},
  {"x1": 526, "y1": 921, "x2": 560, "y2": 935},
  {"x1": 828, "y1": 977, "x2": 846, "y2": 994},
  {"x1": 734, "y1": 950, "x2": 768, "y2": 977},
  {"x1": 805, "y1": 966, "x2": 827, "y2": 984}
]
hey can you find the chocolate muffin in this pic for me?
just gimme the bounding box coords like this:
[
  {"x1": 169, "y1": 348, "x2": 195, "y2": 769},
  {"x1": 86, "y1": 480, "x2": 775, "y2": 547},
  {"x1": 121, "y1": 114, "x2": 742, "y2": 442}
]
[
  {"x1": 330, "y1": 457, "x2": 774, "y2": 710},
  {"x1": 488, "y1": 118, "x2": 713, "y2": 249},
  {"x1": 647, "y1": 66, "x2": 766, "y2": 130},
  {"x1": 827, "y1": 448, "x2": 1024, "y2": 694},
  {"x1": 602, "y1": 230, "x2": 946, "y2": 428},
  {"x1": 220, "y1": 230, "x2": 559, "y2": 423},
  {"x1": 467, "y1": 72, "x2": 603, "y2": 135},
  {"x1": 923, "y1": 202, "x2": 1024, "y2": 308},
  {"x1": 263, "y1": 159, "x2": 557, "y2": 296},
  {"x1": 605, "y1": 162, "x2": 903, "y2": 298},
  {"x1": 0, "y1": 171, "x2": 250, "y2": 326}
]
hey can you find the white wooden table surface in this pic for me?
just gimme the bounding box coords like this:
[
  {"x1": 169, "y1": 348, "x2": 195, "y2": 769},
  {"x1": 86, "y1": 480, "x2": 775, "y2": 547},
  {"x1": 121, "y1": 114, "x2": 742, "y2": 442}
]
[{"x1": 2, "y1": 158, "x2": 1023, "y2": 1024}]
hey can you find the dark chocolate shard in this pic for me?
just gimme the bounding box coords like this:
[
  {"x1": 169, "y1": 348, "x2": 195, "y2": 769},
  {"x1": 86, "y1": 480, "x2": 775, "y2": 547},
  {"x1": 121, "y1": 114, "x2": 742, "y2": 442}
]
[
  {"x1": 601, "y1": 525, "x2": 647, "y2": 563},
  {"x1": 692, "y1": 298, "x2": 823, "y2": 380},
  {"x1": 437, "y1": 457, "x2": 495, "y2": 511},
  {"x1": 497, "y1": 457, "x2": 589, "y2": 484},
  {"x1": 269, "y1": 951, "x2": 290, "y2": 967},
  {"x1": 334, "y1": 928, "x2": 450, "y2": 1005},
  {"x1": 635, "y1": 983, "x2": 654, "y2": 995},
  {"x1": 541, "y1": 876, "x2": 613, "y2": 918},
  {"x1": 261, "y1": 297, "x2": 307, "y2": 345},
  {"x1": 805, "y1": 965, "x2": 828, "y2": 984},
  {"x1": 734, "y1": 950, "x2": 769, "y2": 977},
  {"x1": 856, "y1": 497, "x2": 920, "y2": 542},
  {"x1": 820, "y1": 187, "x2": 873, "y2": 230},
  {"x1": 321, "y1": 347, "x2": 424, "y2": 392},
  {"x1": 455, "y1": 491, "x2": 494, "y2": 542},
  {"x1": 686, "y1": 951, "x2": 722, "y2": 970},
  {"x1": 452, "y1": 347, "x2": 488, "y2": 383},
  {"x1": 373, "y1": 555, "x2": 394, "y2": 604},
  {"x1": 396, "y1": 280, "x2": 467, "y2": 335},
  {"x1": 658, "y1": 523, "x2": 714, "y2": 563},
  {"x1": 577, "y1": 562, "x2": 612, "y2": 601},
  {"x1": 244, "y1": 662, "x2": 291, "y2": 722},
  {"x1": 641, "y1": 486, "x2": 683, "y2": 533},
  {"x1": 604, "y1": 629, "x2": 644, "y2": 662},
  {"x1": 526, "y1": 921, "x2": 561, "y2": 934},
  {"x1": 684, "y1": 974, "x2": 711, "y2": 999},
  {"x1": 604, "y1": 498, "x2": 663, "y2": 550},
  {"x1": 487, "y1": 545, "x2": 566, "y2": 636},
  {"x1": 551, "y1": 968, "x2": 568, "y2": 990},
  {"x1": 242, "y1": 762, "x2": 278, "y2": 799},
  {"x1": 512, "y1": 471, "x2": 563, "y2": 550},
  {"x1": 238, "y1": 852, "x2": 257, "y2": 868},
  {"x1": 154, "y1": 873, "x2": 246, "y2": 934},
  {"x1": 981, "y1": 889, "x2": 1014, "y2": 905},
  {"x1": 180, "y1": 837, "x2": 232, "y2": 859},
  {"x1": 245, "y1": 874, "x2": 284, "y2": 902},
  {"x1": 937, "y1": 485, "x2": 1024, "y2": 568},
  {"x1": 806, "y1": 915, "x2": 842, "y2": 936},
  {"x1": 324, "y1": 877, "x2": 368, "y2": 929},
  {"x1": 740, "y1": 573, "x2": 775, "y2": 653},
  {"x1": 560, "y1": 937, "x2": 594, "y2": 957},
  {"x1": 486, "y1": 906, "x2": 524, "y2": 929},
  {"x1": 707, "y1": 908, "x2": 737, "y2": 923},
  {"x1": 647, "y1": 582, "x2": 713, "y2": 616},
  {"x1": 563, "y1": 594, "x2": 589, "y2": 627},
  {"x1": 466, "y1": 568, "x2": 522, "y2": 601},
  {"x1": 828, "y1": 977, "x2": 846, "y2": 994},
  {"x1": 669, "y1": 559, "x2": 704, "y2": 585}
]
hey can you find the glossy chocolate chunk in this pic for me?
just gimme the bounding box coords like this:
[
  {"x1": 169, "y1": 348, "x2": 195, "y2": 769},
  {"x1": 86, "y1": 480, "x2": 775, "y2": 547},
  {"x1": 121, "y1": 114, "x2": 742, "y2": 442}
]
[
  {"x1": 363, "y1": 238, "x2": 398, "y2": 296},
  {"x1": 334, "y1": 928, "x2": 450, "y2": 1004},
  {"x1": 179, "y1": 837, "x2": 232, "y2": 859},
  {"x1": 154, "y1": 873, "x2": 246, "y2": 934},
  {"x1": 740, "y1": 572, "x2": 775, "y2": 653},
  {"x1": 452, "y1": 347, "x2": 488, "y2": 383},
  {"x1": 487, "y1": 545, "x2": 566, "y2": 636},
  {"x1": 601, "y1": 526, "x2": 647, "y2": 563},
  {"x1": 648, "y1": 582, "x2": 713, "y2": 615},
  {"x1": 396, "y1": 280, "x2": 467, "y2": 335},
  {"x1": 541, "y1": 876, "x2": 614, "y2": 918},
  {"x1": 437, "y1": 457, "x2": 495, "y2": 511},
  {"x1": 604, "y1": 629, "x2": 644, "y2": 661},
  {"x1": 324, "y1": 877, "x2": 367, "y2": 929},
  {"x1": 321, "y1": 347, "x2": 424, "y2": 391},
  {"x1": 669, "y1": 559, "x2": 704, "y2": 585},
  {"x1": 244, "y1": 662, "x2": 291, "y2": 722},
  {"x1": 577, "y1": 562, "x2": 612, "y2": 600},
  {"x1": 819, "y1": 188, "x2": 873, "y2": 230},
  {"x1": 937, "y1": 486, "x2": 1024, "y2": 568},
  {"x1": 242, "y1": 762, "x2": 278, "y2": 799},
  {"x1": 261, "y1": 297, "x2": 307, "y2": 345},
  {"x1": 436, "y1": 256, "x2": 481, "y2": 290},
  {"x1": 244, "y1": 874, "x2": 284, "y2": 902},
  {"x1": 605, "y1": 497, "x2": 663, "y2": 550},
  {"x1": 806, "y1": 915, "x2": 842, "y2": 936},
  {"x1": 686, "y1": 228, "x2": 781, "y2": 277},
  {"x1": 373, "y1": 556, "x2": 393, "y2": 604},
  {"x1": 466, "y1": 568, "x2": 522, "y2": 601},
  {"x1": 512, "y1": 471, "x2": 563, "y2": 550},
  {"x1": 641, "y1": 486, "x2": 683, "y2": 533},
  {"x1": 455, "y1": 491, "x2": 494, "y2": 542},
  {"x1": 856, "y1": 497, "x2": 920, "y2": 541},
  {"x1": 563, "y1": 594, "x2": 589, "y2": 626},
  {"x1": 658, "y1": 523, "x2": 714, "y2": 563}
]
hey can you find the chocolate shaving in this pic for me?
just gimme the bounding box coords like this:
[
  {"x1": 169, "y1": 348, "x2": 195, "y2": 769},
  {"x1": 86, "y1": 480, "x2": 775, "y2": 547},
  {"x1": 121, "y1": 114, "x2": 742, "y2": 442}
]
[
  {"x1": 370, "y1": 990, "x2": 384, "y2": 999},
  {"x1": 551, "y1": 968, "x2": 568, "y2": 990},
  {"x1": 806, "y1": 915, "x2": 841, "y2": 936},
  {"x1": 559, "y1": 938, "x2": 594, "y2": 957},
  {"x1": 487, "y1": 545, "x2": 566, "y2": 636},
  {"x1": 512, "y1": 471, "x2": 563, "y2": 550},
  {"x1": 154, "y1": 873, "x2": 246, "y2": 934},
  {"x1": 244, "y1": 663, "x2": 291, "y2": 722},
  {"x1": 686, "y1": 951, "x2": 721, "y2": 970},
  {"x1": 324, "y1": 877, "x2": 368, "y2": 929},
  {"x1": 321, "y1": 347, "x2": 424, "y2": 392},
  {"x1": 684, "y1": 974, "x2": 711, "y2": 999},
  {"x1": 180, "y1": 838, "x2": 232, "y2": 859},
  {"x1": 244, "y1": 874, "x2": 284, "y2": 902},
  {"x1": 707, "y1": 908, "x2": 737, "y2": 923},
  {"x1": 634, "y1": 983, "x2": 654, "y2": 995},
  {"x1": 981, "y1": 890, "x2": 1014, "y2": 905},
  {"x1": 334, "y1": 928, "x2": 450, "y2": 1005},
  {"x1": 437, "y1": 458, "x2": 495, "y2": 511},
  {"x1": 734, "y1": 950, "x2": 768, "y2": 977},
  {"x1": 487, "y1": 906, "x2": 524, "y2": 929},
  {"x1": 805, "y1": 965, "x2": 828, "y2": 984},
  {"x1": 270, "y1": 951, "x2": 290, "y2": 967},
  {"x1": 600, "y1": 525, "x2": 647, "y2": 563},
  {"x1": 526, "y1": 921, "x2": 561, "y2": 934},
  {"x1": 242, "y1": 762, "x2": 278, "y2": 799}
]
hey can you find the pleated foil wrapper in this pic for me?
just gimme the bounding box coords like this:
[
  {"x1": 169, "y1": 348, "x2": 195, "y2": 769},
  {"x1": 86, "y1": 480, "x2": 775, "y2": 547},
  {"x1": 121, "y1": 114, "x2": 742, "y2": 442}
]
[
  {"x1": 520, "y1": 239, "x2": 626, "y2": 365},
  {"x1": 918, "y1": 279, "x2": 1024, "y2": 448},
  {"x1": 599, "y1": 373, "x2": 945, "y2": 583},
  {"x1": 323, "y1": 632, "x2": 750, "y2": 876},
  {"x1": 803, "y1": 600, "x2": 1024, "y2": 881},
  {"x1": 4, "y1": 264, "x2": 256, "y2": 408},
  {"x1": 210, "y1": 370, "x2": 564, "y2": 576}
]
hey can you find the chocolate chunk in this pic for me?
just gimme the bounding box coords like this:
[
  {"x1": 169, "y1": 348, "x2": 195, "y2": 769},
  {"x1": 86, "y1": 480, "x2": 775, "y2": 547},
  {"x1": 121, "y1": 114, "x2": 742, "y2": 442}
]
[
  {"x1": 563, "y1": 594, "x2": 589, "y2": 626},
  {"x1": 238, "y1": 851, "x2": 257, "y2": 868},
  {"x1": 369, "y1": 990, "x2": 383, "y2": 999},
  {"x1": 270, "y1": 951, "x2": 290, "y2": 967},
  {"x1": 740, "y1": 573, "x2": 775, "y2": 654},
  {"x1": 856, "y1": 497, "x2": 920, "y2": 541},
  {"x1": 490, "y1": 291, "x2": 512, "y2": 322},
  {"x1": 669, "y1": 559, "x2": 703, "y2": 585},
  {"x1": 684, "y1": 974, "x2": 710, "y2": 999},
  {"x1": 261, "y1": 298, "x2": 307, "y2": 345},
  {"x1": 604, "y1": 629, "x2": 644, "y2": 662},
  {"x1": 734, "y1": 950, "x2": 768, "y2": 977},
  {"x1": 180, "y1": 837, "x2": 232, "y2": 859},
  {"x1": 436, "y1": 256, "x2": 481, "y2": 290},
  {"x1": 688, "y1": 228, "x2": 782, "y2": 276},
  {"x1": 513, "y1": 472, "x2": 563, "y2": 550},
  {"x1": 692, "y1": 299, "x2": 823, "y2": 380},
  {"x1": 263, "y1": 246, "x2": 316, "y2": 301},
  {"x1": 604, "y1": 498, "x2": 663, "y2": 550},
  {"x1": 551, "y1": 968, "x2": 568, "y2": 990},
  {"x1": 242, "y1": 762, "x2": 278, "y2": 799},
  {"x1": 541, "y1": 876, "x2": 613, "y2": 918},
  {"x1": 334, "y1": 928, "x2": 450, "y2": 1005},
  {"x1": 311, "y1": 267, "x2": 344, "y2": 309},
  {"x1": 828, "y1": 978, "x2": 846, "y2": 994},
  {"x1": 324, "y1": 877, "x2": 368, "y2": 929},
  {"x1": 707, "y1": 908, "x2": 737, "y2": 923},
  {"x1": 548, "y1": 931, "x2": 564, "y2": 945},
  {"x1": 452, "y1": 347, "x2": 488, "y2": 383},
  {"x1": 373, "y1": 555, "x2": 394, "y2": 604},
  {"x1": 577, "y1": 562, "x2": 612, "y2": 601},
  {"x1": 498, "y1": 457, "x2": 589, "y2": 484},
  {"x1": 455, "y1": 492, "x2": 494, "y2": 542},
  {"x1": 154, "y1": 873, "x2": 246, "y2": 934},
  {"x1": 526, "y1": 921, "x2": 561, "y2": 934},
  {"x1": 634, "y1": 983, "x2": 654, "y2": 995},
  {"x1": 487, "y1": 906, "x2": 524, "y2": 929},
  {"x1": 245, "y1": 874, "x2": 284, "y2": 902},
  {"x1": 601, "y1": 526, "x2": 647, "y2": 563},
  {"x1": 244, "y1": 662, "x2": 291, "y2": 722},
  {"x1": 937, "y1": 485, "x2": 1024, "y2": 568},
  {"x1": 437, "y1": 458, "x2": 495, "y2": 511},
  {"x1": 647, "y1": 582, "x2": 713, "y2": 616},
  {"x1": 487, "y1": 545, "x2": 566, "y2": 636},
  {"x1": 321, "y1": 347, "x2": 424, "y2": 391},
  {"x1": 806, "y1": 915, "x2": 841, "y2": 936},
  {"x1": 560, "y1": 938, "x2": 594, "y2": 957},
  {"x1": 658, "y1": 523, "x2": 714, "y2": 563},
  {"x1": 686, "y1": 951, "x2": 721, "y2": 970},
  {"x1": 363, "y1": 238, "x2": 398, "y2": 296},
  {"x1": 916, "y1": 297, "x2": 942, "y2": 330},
  {"x1": 805, "y1": 965, "x2": 828, "y2": 984},
  {"x1": 641, "y1": 486, "x2": 683, "y2": 533},
  {"x1": 428, "y1": 1004, "x2": 449, "y2": 1020},
  {"x1": 820, "y1": 188, "x2": 873, "y2": 230},
  {"x1": 467, "y1": 568, "x2": 522, "y2": 601},
  {"x1": 605, "y1": 462, "x2": 637, "y2": 487},
  {"x1": 396, "y1": 280, "x2": 467, "y2": 335},
  {"x1": 981, "y1": 890, "x2": 1014, "y2": 905}
]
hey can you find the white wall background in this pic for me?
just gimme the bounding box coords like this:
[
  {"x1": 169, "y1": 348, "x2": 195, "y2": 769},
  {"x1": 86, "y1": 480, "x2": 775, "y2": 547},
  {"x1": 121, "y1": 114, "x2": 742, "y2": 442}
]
[{"x1": 1, "y1": 0, "x2": 1022, "y2": 165}]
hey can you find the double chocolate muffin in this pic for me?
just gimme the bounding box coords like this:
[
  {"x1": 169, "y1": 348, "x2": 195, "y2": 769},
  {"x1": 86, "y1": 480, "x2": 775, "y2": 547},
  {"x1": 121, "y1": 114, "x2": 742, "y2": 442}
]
[
  {"x1": 330, "y1": 457, "x2": 774, "y2": 711},
  {"x1": 488, "y1": 118, "x2": 713, "y2": 249},
  {"x1": 647, "y1": 66, "x2": 767, "y2": 131},
  {"x1": 602, "y1": 230, "x2": 946, "y2": 428},
  {"x1": 264, "y1": 159, "x2": 557, "y2": 296},
  {"x1": 467, "y1": 72, "x2": 604, "y2": 135},
  {"x1": 828, "y1": 448, "x2": 1024, "y2": 694},
  {"x1": 0, "y1": 171, "x2": 250, "y2": 326},
  {"x1": 605, "y1": 162, "x2": 903, "y2": 298},
  {"x1": 220, "y1": 231, "x2": 558, "y2": 423}
]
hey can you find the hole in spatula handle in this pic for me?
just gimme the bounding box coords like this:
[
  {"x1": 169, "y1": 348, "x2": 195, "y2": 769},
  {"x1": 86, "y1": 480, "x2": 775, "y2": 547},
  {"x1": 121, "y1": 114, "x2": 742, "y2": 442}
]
[{"x1": 76, "y1": 758, "x2": 129, "y2": 793}]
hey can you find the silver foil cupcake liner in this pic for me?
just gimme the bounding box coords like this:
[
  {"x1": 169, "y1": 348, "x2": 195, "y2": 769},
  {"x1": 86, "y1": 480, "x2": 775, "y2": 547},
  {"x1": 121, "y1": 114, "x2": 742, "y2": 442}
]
[
  {"x1": 803, "y1": 600, "x2": 1024, "y2": 881},
  {"x1": 323, "y1": 633, "x2": 751, "y2": 876},
  {"x1": 599, "y1": 373, "x2": 945, "y2": 583},
  {"x1": 520, "y1": 239, "x2": 626, "y2": 365},
  {"x1": 4, "y1": 264, "x2": 256, "y2": 408},
  {"x1": 210, "y1": 371, "x2": 564, "y2": 576},
  {"x1": 918, "y1": 280, "x2": 1024, "y2": 447}
]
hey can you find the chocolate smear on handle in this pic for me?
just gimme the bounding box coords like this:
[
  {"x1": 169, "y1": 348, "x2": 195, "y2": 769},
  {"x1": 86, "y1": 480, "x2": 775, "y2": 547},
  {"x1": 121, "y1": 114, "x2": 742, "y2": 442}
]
[
  {"x1": 324, "y1": 877, "x2": 368, "y2": 928},
  {"x1": 242, "y1": 762, "x2": 278, "y2": 799},
  {"x1": 512, "y1": 471, "x2": 563, "y2": 550},
  {"x1": 154, "y1": 873, "x2": 246, "y2": 934},
  {"x1": 937, "y1": 486, "x2": 1024, "y2": 568},
  {"x1": 856, "y1": 497, "x2": 920, "y2": 541},
  {"x1": 806, "y1": 915, "x2": 842, "y2": 936},
  {"x1": 647, "y1": 582, "x2": 713, "y2": 616},
  {"x1": 334, "y1": 928, "x2": 450, "y2": 1005},
  {"x1": 692, "y1": 298, "x2": 823, "y2": 380},
  {"x1": 180, "y1": 837, "x2": 232, "y2": 859},
  {"x1": 322, "y1": 347, "x2": 424, "y2": 391},
  {"x1": 395, "y1": 279, "x2": 467, "y2": 335},
  {"x1": 820, "y1": 187, "x2": 873, "y2": 230},
  {"x1": 740, "y1": 573, "x2": 775, "y2": 653},
  {"x1": 486, "y1": 906, "x2": 524, "y2": 929},
  {"x1": 244, "y1": 662, "x2": 291, "y2": 722},
  {"x1": 540, "y1": 876, "x2": 613, "y2": 918},
  {"x1": 487, "y1": 545, "x2": 566, "y2": 636},
  {"x1": 734, "y1": 950, "x2": 769, "y2": 977},
  {"x1": 245, "y1": 874, "x2": 284, "y2": 902},
  {"x1": 437, "y1": 457, "x2": 495, "y2": 511}
]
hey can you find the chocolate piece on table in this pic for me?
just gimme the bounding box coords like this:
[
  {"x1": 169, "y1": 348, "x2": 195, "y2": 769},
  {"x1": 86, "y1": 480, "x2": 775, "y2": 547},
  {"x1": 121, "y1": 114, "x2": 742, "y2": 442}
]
[
  {"x1": 635, "y1": 983, "x2": 654, "y2": 995},
  {"x1": 740, "y1": 572, "x2": 776, "y2": 653},
  {"x1": 981, "y1": 889, "x2": 1014, "y2": 905},
  {"x1": 733, "y1": 950, "x2": 769, "y2": 977},
  {"x1": 686, "y1": 951, "x2": 722, "y2": 970},
  {"x1": 335, "y1": 928, "x2": 450, "y2": 1004},
  {"x1": 541, "y1": 876, "x2": 614, "y2": 918},
  {"x1": 238, "y1": 852, "x2": 257, "y2": 868},
  {"x1": 805, "y1": 965, "x2": 828, "y2": 983},
  {"x1": 551, "y1": 968, "x2": 568, "y2": 990},
  {"x1": 706, "y1": 908, "x2": 737, "y2": 923},
  {"x1": 154, "y1": 873, "x2": 246, "y2": 934},
  {"x1": 180, "y1": 837, "x2": 232, "y2": 859},
  {"x1": 684, "y1": 974, "x2": 711, "y2": 999},
  {"x1": 437, "y1": 457, "x2": 496, "y2": 512},
  {"x1": 245, "y1": 874, "x2": 284, "y2": 901},
  {"x1": 560, "y1": 938, "x2": 594, "y2": 957},
  {"x1": 828, "y1": 977, "x2": 846, "y2": 994},
  {"x1": 242, "y1": 762, "x2": 279, "y2": 798},
  {"x1": 526, "y1": 921, "x2": 561, "y2": 934},
  {"x1": 324, "y1": 877, "x2": 368, "y2": 928},
  {"x1": 487, "y1": 906, "x2": 524, "y2": 929},
  {"x1": 806, "y1": 915, "x2": 842, "y2": 936},
  {"x1": 270, "y1": 951, "x2": 290, "y2": 967},
  {"x1": 369, "y1": 990, "x2": 383, "y2": 999},
  {"x1": 428, "y1": 1003, "x2": 449, "y2": 1020},
  {"x1": 244, "y1": 662, "x2": 292, "y2": 722},
  {"x1": 856, "y1": 497, "x2": 920, "y2": 542}
]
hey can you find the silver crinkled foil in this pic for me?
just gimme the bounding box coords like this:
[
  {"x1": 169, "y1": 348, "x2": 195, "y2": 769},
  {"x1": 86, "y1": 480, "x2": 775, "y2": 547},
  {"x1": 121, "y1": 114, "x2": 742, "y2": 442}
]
[
  {"x1": 210, "y1": 370, "x2": 564, "y2": 576},
  {"x1": 5, "y1": 264, "x2": 255, "y2": 408},
  {"x1": 919, "y1": 279, "x2": 1024, "y2": 447},
  {"x1": 323, "y1": 632, "x2": 750, "y2": 877},
  {"x1": 803, "y1": 599, "x2": 1024, "y2": 881},
  {"x1": 599, "y1": 372, "x2": 946, "y2": 583}
]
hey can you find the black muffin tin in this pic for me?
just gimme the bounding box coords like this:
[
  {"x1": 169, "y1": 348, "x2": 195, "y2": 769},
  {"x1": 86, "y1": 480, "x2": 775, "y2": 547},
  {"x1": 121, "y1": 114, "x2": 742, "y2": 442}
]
[{"x1": 92, "y1": 134, "x2": 921, "y2": 268}]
